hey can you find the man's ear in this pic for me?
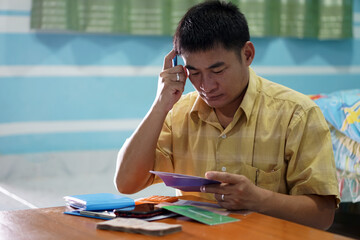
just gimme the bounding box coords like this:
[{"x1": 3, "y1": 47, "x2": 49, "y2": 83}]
[{"x1": 243, "y1": 41, "x2": 255, "y2": 66}]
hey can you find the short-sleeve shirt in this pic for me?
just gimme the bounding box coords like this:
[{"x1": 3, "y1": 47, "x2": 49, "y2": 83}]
[{"x1": 153, "y1": 67, "x2": 340, "y2": 204}]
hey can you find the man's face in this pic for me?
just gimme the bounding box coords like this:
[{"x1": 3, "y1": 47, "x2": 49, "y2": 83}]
[{"x1": 182, "y1": 45, "x2": 250, "y2": 111}]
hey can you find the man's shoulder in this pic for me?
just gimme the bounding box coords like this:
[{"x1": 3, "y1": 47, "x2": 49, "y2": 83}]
[
  {"x1": 257, "y1": 76, "x2": 317, "y2": 111},
  {"x1": 173, "y1": 91, "x2": 199, "y2": 112},
  {"x1": 166, "y1": 91, "x2": 199, "y2": 126}
]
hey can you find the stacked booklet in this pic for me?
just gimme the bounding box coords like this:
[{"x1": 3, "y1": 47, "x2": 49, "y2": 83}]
[
  {"x1": 64, "y1": 193, "x2": 135, "y2": 211},
  {"x1": 63, "y1": 191, "x2": 240, "y2": 236}
]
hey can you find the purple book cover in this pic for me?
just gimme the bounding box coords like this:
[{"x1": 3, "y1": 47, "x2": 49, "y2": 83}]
[{"x1": 150, "y1": 171, "x2": 221, "y2": 192}]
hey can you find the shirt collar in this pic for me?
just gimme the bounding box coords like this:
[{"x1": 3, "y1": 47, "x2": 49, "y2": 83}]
[
  {"x1": 238, "y1": 67, "x2": 257, "y2": 122},
  {"x1": 190, "y1": 94, "x2": 217, "y2": 123}
]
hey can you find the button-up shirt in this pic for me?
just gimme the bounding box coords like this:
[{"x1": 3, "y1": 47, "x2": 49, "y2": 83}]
[{"x1": 153, "y1": 68, "x2": 339, "y2": 203}]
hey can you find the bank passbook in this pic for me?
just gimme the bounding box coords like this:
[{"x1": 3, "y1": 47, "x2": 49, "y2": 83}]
[{"x1": 149, "y1": 171, "x2": 220, "y2": 192}]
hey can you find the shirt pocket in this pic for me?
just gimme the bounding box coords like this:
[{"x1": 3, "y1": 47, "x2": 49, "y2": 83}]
[
  {"x1": 236, "y1": 163, "x2": 282, "y2": 193},
  {"x1": 255, "y1": 168, "x2": 282, "y2": 192}
]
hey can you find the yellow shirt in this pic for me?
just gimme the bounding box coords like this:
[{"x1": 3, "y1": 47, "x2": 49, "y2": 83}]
[{"x1": 153, "y1": 68, "x2": 339, "y2": 203}]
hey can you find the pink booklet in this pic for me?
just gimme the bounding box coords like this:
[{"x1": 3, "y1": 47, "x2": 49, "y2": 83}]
[{"x1": 149, "y1": 171, "x2": 220, "y2": 192}]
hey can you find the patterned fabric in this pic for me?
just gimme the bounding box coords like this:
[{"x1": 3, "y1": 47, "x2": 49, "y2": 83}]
[
  {"x1": 153, "y1": 68, "x2": 340, "y2": 204},
  {"x1": 314, "y1": 89, "x2": 360, "y2": 143},
  {"x1": 313, "y1": 89, "x2": 360, "y2": 202}
]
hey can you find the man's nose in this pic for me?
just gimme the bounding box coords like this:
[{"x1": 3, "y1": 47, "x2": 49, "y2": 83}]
[{"x1": 200, "y1": 74, "x2": 217, "y2": 93}]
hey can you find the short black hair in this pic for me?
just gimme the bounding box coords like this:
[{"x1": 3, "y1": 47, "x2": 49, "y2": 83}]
[{"x1": 173, "y1": 0, "x2": 250, "y2": 56}]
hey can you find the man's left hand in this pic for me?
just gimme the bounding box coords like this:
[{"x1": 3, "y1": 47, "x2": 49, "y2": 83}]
[{"x1": 201, "y1": 171, "x2": 266, "y2": 211}]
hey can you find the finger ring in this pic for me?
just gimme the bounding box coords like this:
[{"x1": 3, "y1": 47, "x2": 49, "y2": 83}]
[
  {"x1": 221, "y1": 194, "x2": 225, "y2": 201},
  {"x1": 176, "y1": 73, "x2": 180, "y2": 81}
]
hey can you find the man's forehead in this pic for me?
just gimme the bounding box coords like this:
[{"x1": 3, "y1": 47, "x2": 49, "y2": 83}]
[
  {"x1": 185, "y1": 61, "x2": 226, "y2": 70},
  {"x1": 181, "y1": 48, "x2": 233, "y2": 69}
]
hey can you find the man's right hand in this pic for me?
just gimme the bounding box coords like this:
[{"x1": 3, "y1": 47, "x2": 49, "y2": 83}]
[
  {"x1": 155, "y1": 50, "x2": 187, "y2": 113},
  {"x1": 115, "y1": 50, "x2": 187, "y2": 194}
]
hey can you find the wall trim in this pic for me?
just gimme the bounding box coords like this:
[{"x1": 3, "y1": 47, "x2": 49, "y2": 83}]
[
  {"x1": 1, "y1": 65, "x2": 360, "y2": 77},
  {"x1": 0, "y1": 119, "x2": 142, "y2": 137}
]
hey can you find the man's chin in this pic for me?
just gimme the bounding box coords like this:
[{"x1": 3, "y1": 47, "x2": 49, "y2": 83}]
[
  {"x1": 201, "y1": 95, "x2": 226, "y2": 108},
  {"x1": 203, "y1": 99, "x2": 226, "y2": 109}
]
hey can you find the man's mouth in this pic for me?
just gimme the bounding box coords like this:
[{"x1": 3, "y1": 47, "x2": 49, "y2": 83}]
[{"x1": 202, "y1": 93, "x2": 223, "y2": 101}]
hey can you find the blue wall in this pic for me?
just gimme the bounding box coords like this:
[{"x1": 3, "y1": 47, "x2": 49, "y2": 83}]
[{"x1": 0, "y1": 1, "x2": 359, "y2": 154}]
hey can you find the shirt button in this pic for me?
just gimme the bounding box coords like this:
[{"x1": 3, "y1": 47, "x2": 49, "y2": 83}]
[
  {"x1": 222, "y1": 166, "x2": 226, "y2": 172},
  {"x1": 221, "y1": 134, "x2": 227, "y2": 139}
]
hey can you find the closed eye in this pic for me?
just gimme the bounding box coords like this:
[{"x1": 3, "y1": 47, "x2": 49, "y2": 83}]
[{"x1": 213, "y1": 68, "x2": 226, "y2": 74}]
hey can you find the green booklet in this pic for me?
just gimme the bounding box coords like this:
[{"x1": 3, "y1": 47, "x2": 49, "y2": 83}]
[{"x1": 162, "y1": 205, "x2": 239, "y2": 226}]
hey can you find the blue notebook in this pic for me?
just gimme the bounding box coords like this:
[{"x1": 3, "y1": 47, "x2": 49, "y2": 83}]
[{"x1": 64, "y1": 193, "x2": 135, "y2": 211}]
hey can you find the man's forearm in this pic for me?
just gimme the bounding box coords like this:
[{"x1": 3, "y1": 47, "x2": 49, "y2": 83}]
[
  {"x1": 114, "y1": 49, "x2": 186, "y2": 194},
  {"x1": 257, "y1": 189, "x2": 336, "y2": 230},
  {"x1": 114, "y1": 104, "x2": 168, "y2": 194}
]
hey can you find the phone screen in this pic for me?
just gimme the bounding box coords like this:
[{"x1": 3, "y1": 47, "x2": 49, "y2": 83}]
[{"x1": 113, "y1": 203, "x2": 166, "y2": 218}]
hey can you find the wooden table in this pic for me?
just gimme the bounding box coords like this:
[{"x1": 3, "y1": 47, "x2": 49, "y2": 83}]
[{"x1": 0, "y1": 197, "x2": 353, "y2": 240}]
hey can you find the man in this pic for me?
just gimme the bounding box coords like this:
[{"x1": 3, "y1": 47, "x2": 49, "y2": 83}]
[{"x1": 114, "y1": 1, "x2": 339, "y2": 230}]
